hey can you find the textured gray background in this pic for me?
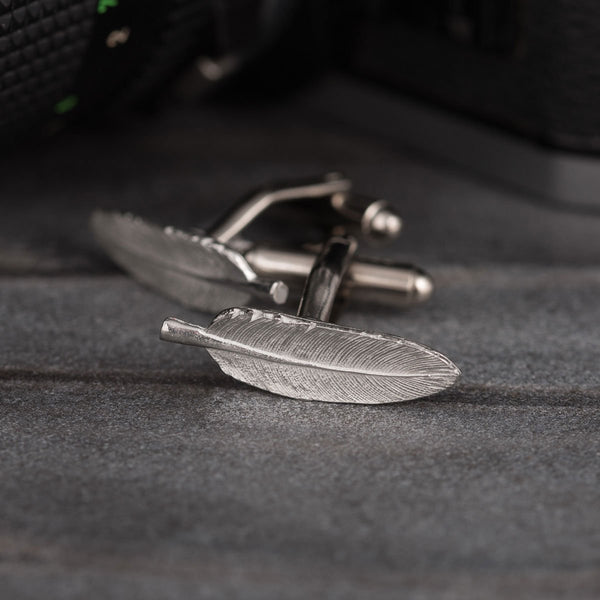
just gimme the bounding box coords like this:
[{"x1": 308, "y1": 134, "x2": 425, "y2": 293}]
[{"x1": 0, "y1": 86, "x2": 599, "y2": 598}]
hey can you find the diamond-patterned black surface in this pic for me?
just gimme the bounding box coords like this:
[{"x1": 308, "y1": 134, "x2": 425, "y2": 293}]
[
  {"x1": 0, "y1": 0, "x2": 216, "y2": 139},
  {"x1": 0, "y1": 0, "x2": 96, "y2": 134}
]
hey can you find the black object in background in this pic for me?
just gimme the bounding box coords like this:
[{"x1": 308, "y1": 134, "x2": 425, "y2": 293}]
[
  {"x1": 0, "y1": 0, "x2": 292, "y2": 140},
  {"x1": 3, "y1": 0, "x2": 600, "y2": 154},
  {"x1": 333, "y1": 0, "x2": 600, "y2": 153}
]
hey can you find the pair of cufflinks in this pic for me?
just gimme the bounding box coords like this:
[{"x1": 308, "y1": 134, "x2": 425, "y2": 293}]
[{"x1": 92, "y1": 173, "x2": 460, "y2": 404}]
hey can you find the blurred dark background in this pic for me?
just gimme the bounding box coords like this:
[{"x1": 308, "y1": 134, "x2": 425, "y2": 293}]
[{"x1": 1, "y1": 2, "x2": 599, "y2": 599}]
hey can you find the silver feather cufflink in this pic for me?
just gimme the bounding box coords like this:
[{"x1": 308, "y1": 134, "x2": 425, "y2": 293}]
[
  {"x1": 91, "y1": 173, "x2": 431, "y2": 312},
  {"x1": 161, "y1": 236, "x2": 460, "y2": 404}
]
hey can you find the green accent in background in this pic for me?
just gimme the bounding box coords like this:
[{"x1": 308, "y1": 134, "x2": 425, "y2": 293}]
[
  {"x1": 54, "y1": 95, "x2": 79, "y2": 115},
  {"x1": 97, "y1": 0, "x2": 119, "y2": 14}
]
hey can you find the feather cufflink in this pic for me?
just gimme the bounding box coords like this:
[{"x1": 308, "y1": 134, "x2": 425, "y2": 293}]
[{"x1": 160, "y1": 236, "x2": 460, "y2": 404}]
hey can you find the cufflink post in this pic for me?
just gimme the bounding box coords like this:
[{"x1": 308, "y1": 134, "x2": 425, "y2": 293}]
[{"x1": 297, "y1": 235, "x2": 357, "y2": 321}]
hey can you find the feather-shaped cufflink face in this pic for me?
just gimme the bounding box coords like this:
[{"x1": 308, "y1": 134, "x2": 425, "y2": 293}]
[
  {"x1": 160, "y1": 236, "x2": 461, "y2": 404},
  {"x1": 91, "y1": 211, "x2": 288, "y2": 312},
  {"x1": 161, "y1": 309, "x2": 460, "y2": 404}
]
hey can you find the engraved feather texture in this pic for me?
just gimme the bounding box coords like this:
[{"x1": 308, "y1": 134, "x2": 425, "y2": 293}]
[
  {"x1": 91, "y1": 210, "x2": 287, "y2": 312},
  {"x1": 161, "y1": 308, "x2": 461, "y2": 404}
]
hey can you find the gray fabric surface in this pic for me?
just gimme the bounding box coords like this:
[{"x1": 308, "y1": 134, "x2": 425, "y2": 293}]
[{"x1": 1, "y1": 85, "x2": 599, "y2": 598}]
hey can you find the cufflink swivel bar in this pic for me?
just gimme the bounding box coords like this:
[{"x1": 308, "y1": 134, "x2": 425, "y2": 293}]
[{"x1": 244, "y1": 246, "x2": 432, "y2": 307}]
